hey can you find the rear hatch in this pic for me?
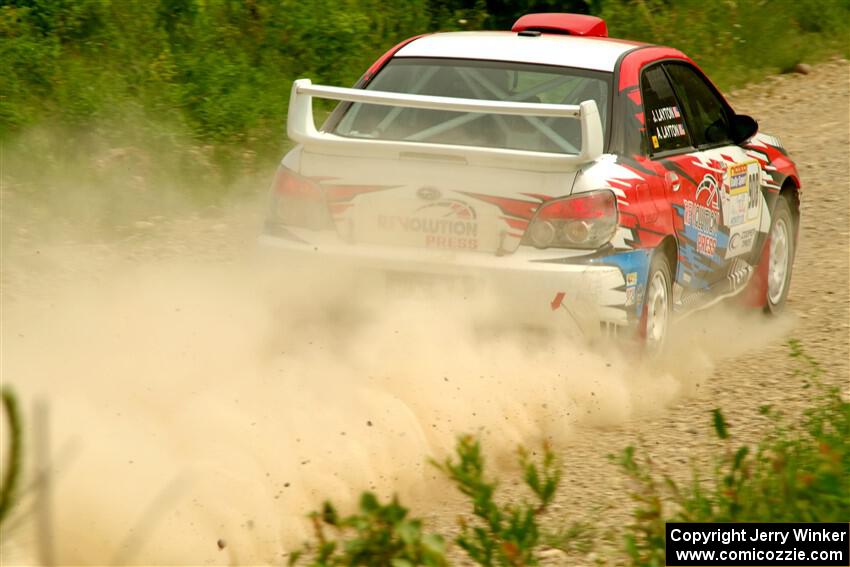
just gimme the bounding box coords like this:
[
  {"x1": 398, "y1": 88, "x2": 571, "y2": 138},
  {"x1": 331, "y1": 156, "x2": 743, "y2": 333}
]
[
  {"x1": 283, "y1": 56, "x2": 611, "y2": 255},
  {"x1": 299, "y1": 151, "x2": 579, "y2": 254}
]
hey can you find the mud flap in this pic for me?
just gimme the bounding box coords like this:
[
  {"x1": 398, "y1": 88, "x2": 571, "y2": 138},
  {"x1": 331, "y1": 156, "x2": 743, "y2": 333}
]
[{"x1": 740, "y1": 235, "x2": 770, "y2": 308}]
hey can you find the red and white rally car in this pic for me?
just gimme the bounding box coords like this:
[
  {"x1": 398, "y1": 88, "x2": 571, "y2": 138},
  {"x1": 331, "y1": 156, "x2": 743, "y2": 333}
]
[{"x1": 260, "y1": 13, "x2": 800, "y2": 351}]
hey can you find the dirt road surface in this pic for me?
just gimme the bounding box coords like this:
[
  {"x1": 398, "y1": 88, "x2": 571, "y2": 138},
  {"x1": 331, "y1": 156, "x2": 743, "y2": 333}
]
[{"x1": 1, "y1": 59, "x2": 847, "y2": 565}]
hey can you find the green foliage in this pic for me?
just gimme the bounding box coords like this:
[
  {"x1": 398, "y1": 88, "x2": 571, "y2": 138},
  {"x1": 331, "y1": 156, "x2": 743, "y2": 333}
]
[
  {"x1": 617, "y1": 340, "x2": 850, "y2": 566},
  {"x1": 1, "y1": 0, "x2": 432, "y2": 203},
  {"x1": 434, "y1": 435, "x2": 562, "y2": 566},
  {"x1": 0, "y1": 0, "x2": 430, "y2": 154},
  {"x1": 292, "y1": 436, "x2": 566, "y2": 566},
  {"x1": 711, "y1": 408, "x2": 728, "y2": 440},
  {"x1": 289, "y1": 492, "x2": 448, "y2": 566},
  {"x1": 0, "y1": 387, "x2": 23, "y2": 527},
  {"x1": 2, "y1": 0, "x2": 848, "y2": 201},
  {"x1": 599, "y1": 0, "x2": 850, "y2": 88}
]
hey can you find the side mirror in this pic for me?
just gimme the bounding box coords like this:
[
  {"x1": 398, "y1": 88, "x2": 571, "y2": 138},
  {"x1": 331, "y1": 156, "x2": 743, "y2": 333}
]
[{"x1": 731, "y1": 114, "x2": 758, "y2": 144}]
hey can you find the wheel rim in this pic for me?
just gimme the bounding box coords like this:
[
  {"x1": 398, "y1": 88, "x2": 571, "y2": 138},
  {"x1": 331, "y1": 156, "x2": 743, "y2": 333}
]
[
  {"x1": 645, "y1": 270, "x2": 669, "y2": 350},
  {"x1": 768, "y1": 217, "x2": 790, "y2": 305}
]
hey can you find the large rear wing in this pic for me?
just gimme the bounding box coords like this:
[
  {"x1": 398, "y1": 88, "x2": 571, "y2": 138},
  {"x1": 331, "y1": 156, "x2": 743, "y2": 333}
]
[{"x1": 287, "y1": 78, "x2": 603, "y2": 172}]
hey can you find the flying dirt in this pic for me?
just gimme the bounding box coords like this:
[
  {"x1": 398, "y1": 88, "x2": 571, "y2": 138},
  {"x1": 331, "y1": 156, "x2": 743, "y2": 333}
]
[{"x1": 1, "y1": 201, "x2": 791, "y2": 565}]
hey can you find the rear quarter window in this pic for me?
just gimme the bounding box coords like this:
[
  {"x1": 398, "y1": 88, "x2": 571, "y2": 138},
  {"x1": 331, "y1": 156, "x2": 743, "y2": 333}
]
[{"x1": 641, "y1": 65, "x2": 691, "y2": 154}]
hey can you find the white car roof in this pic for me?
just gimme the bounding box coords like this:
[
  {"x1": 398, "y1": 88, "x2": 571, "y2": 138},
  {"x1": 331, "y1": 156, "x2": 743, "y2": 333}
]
[{"x1": 394, "y1": 31, "x2": 639, "y2": 72}]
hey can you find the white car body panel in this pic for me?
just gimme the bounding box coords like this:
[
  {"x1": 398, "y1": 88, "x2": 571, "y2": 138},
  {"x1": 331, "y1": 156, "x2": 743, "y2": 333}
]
[
  {"x1": 258, "y1": 232, "x2": 629, "y2": 336},
  {"x1": 395, "y1": 31, "x2": 637, "y2": 72},
  {"x1": 296, "y1": 147, "x2": 580, "y2": 255}
]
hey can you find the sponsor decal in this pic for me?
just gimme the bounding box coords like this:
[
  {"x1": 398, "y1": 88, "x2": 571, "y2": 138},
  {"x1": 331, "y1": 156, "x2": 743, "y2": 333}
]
[
  {"x1": 650, "y1": 105, "x2": 682, "y2": 122},
  {"x1": 625, "y1": 286, "x2": 636, "y2": 306},
  {"x1": 424, "y1": 234, "x2": 478, "y2": 249},
  {"x1": 726, "y1": 228, "x2": 756, "y2": 258},
  {"x1": 725, "y1": 195, "x2": 747, "y2": 226},
  {"x1": 378, "y1": 199, "x2": 479, "y2": 250},
  {"x1": 378, "y1": 215, "x2": 476, "y2": 236},
  {"x1": 650, "y1": 105, "x2": 687, "y2": 143},
  {"x1": 695, "y1": 174, "x2": 721, "y2": 211},
  {"x1": 729, "y1": 163, "x2": 749, "y2": 195},
  {"x1": 655, "y1": 122, "x2": 687, "y2": 140},
  {"x1": 626, "y1": 272, "x2": 638, "y2": 287},
  {"x1": 697, "y1": 233, "x2": 717, "y2": 257},
  {"x1": 684, "y1": 200, "x2": 719, "y2": 233},
  {"x1": 416, "y1": 186, "x2": 441, "y2": 201},
  {"x1": 682, "y1": 174, "x2": 726, "y2": 258},
  {"x1": 723, "y1": 161, "x2": 762, "y2": 225},
  {"x1": 746, "y1": 165, "x2": 761, "y2": 218}
]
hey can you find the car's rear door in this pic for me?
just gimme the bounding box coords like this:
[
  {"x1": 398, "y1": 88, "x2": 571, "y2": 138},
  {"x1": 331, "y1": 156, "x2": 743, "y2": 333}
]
[
  {"x1": 641, "y1": 62, "x2": 767, "y2": 297},
  {"x1": 664, "y1": 62, "x2": 767, "y2": 282}
]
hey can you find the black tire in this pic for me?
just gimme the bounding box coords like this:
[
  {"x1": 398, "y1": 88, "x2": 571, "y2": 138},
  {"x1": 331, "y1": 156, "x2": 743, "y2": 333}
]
[
  {"x1": 642, "y1": 249, "x2": 673, "y2": 354},
  {"x1": 764, "y1": 196, "x2": 796, "y2": 315}
]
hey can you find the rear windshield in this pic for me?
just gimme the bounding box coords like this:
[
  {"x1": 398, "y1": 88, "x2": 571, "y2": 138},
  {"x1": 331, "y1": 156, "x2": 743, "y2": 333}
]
[{"x1": 333, "y1": 58, "x2": 611, "y2": 155}]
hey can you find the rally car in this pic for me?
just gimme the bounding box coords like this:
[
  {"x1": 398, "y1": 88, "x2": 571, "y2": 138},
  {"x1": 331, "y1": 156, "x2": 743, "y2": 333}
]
[{"x1": 260, "y1": 13, "x2": 800, "y2": 352}]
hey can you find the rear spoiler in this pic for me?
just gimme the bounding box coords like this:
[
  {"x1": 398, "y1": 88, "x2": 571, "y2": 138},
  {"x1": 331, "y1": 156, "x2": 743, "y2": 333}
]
[{"x1": 287, "y1": 78, "x2": 603, "y2": 171}]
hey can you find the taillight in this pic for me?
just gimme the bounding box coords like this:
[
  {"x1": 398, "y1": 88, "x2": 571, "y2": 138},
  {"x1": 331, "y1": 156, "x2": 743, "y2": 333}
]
[
  {"x1": 523, "y1": 190, "x2": 618, "y2": 249},
  {"x1": 267, "y1": 166, "x2": 332, "y2": 230}
]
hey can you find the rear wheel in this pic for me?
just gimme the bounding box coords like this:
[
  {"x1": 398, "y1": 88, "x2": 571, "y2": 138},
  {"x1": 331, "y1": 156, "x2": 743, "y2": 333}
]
[
  {"x1": 765, "y1": 196, "x2": 796, "y2": 314},
  {"x1": 642, "y1": 251, "x2": 673, "y2": 354}
]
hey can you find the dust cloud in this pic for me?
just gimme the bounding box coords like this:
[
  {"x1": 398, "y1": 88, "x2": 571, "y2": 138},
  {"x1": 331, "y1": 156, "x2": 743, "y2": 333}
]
[{"x1": 0, "y1": 210, "x2": 790, "y2": 565}]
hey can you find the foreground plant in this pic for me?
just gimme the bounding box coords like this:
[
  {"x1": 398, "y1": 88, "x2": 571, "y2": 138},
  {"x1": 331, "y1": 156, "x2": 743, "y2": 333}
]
[
  {"x1": 434, "y1": 435, "x2": 562, "y2": 566},
  {"x1": 288, "y1": 492, "x2": 447, "y2": 566},
  {"x1": 618, "y1": 339, "x2": 850, "y2": 566},
  {"x1": 0, "y1": 387, "x2": 23, "y2": 527},
  {"x1": 291, "y1": 435, "x2": 565, "y2": 566}
]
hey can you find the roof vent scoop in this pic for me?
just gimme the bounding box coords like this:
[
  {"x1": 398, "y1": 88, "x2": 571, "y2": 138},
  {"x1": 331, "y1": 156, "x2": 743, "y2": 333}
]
[{"x1": 511, "y1": 13, "x2": 608, "y2": 38}]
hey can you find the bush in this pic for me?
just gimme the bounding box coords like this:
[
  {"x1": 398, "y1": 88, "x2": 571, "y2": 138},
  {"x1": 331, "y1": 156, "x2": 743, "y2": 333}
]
[
  {"x1": 291, "y1": 436, "x2": 569, "y2": 566},
  {"x1": 3, "y1": 0, "x2": 848, "y2": 202},
  {"x1": 433, "y1": 436, "x2": 562, "y2": 566},
  {"x1": 617, "y1": 339, "x2": 850, "y2": 566},
  {"x1": 287, "y1": 493, "x2": 448, "y2": 566}
]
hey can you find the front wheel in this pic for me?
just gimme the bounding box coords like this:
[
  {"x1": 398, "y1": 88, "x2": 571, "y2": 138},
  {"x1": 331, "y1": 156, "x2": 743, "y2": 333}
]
[
  {"x1": 641, "y1": 250, "x2": 673, "y2": 354},
  {"x1": 765, "y1": 196, "x2": 796, "y2": 314}
]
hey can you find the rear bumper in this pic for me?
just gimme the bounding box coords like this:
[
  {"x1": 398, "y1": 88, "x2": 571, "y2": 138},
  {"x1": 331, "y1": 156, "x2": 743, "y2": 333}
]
[{"x1": 257, "y1": 233, "x2": 633, "y2": 338}]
